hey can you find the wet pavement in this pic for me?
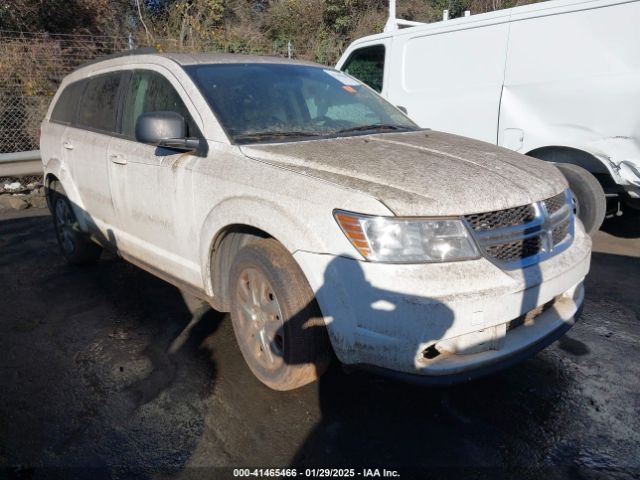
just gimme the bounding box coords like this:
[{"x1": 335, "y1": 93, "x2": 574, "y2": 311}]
[{"x1": 0, "y1": 209, "x2": 638, "y2": 480}]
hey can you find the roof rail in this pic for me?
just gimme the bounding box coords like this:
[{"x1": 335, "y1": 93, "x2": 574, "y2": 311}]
[
  {"x1": 80, "y1": 47, "x2": 158, "y2": 68},
  {"x1": 384, "y1": 0, "x2": 427, "y2": 32}
]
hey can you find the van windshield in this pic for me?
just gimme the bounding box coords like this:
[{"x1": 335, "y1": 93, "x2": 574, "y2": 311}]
[{"x1": 185, "y1": 63, "x2": 418, "y2": 144}]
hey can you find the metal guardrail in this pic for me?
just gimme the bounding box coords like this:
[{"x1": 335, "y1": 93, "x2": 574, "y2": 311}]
[{"x1": 0, "y1": 150, "x2": 42, "y2": 176}]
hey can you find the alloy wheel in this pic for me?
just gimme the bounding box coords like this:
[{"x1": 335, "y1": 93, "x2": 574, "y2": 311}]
[
  {"x1": 235, "y1": 267, "x2": 285, "y2": 370},
  {"x1": 54, "y1": 199, "x2": 76, "y2": 255}
]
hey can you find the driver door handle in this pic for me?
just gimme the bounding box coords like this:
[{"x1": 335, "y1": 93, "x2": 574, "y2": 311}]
[
  {"x1": 63, "y1": 141, "x2": 74, "y2": 150},
  {"x1": 110, "y1": 153, "x2": 127, "y2": 165}
]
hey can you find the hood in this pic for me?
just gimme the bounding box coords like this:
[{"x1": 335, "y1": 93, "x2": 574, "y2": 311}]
[{"x1": 240, "y1": 130, "x2": 567, "y2": 216}]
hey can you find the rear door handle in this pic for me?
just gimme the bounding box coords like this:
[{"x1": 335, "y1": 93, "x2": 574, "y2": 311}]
[
  {"x1": 63, "y1": 141, "x2": 74, "y2": 150},
  {"x1": 110, "y1": 154, "x2": 127, "y2": 165}
]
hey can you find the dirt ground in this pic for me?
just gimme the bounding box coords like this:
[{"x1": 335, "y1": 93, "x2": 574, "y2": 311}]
[{"x1": 0, "y1": 209, "x2": 638, "y2": 480}]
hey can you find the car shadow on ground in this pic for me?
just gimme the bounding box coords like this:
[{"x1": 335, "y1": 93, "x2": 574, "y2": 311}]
[{"x1": 271, "y1": 252, "x2": 581, "y2": 477}]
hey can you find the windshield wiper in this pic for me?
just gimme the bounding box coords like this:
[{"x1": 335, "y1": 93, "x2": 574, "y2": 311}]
[
  {"x1": 234, "y1": 131, "x2": 323, "y2": 141},
  {"x1": 335, "y1": 124, "x2": 410, "y2": 135}
]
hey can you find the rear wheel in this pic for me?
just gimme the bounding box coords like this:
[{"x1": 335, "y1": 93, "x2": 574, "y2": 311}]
[
  {"x1": 49, "y1": 181, "x2": 102, "y2": 265},
  {"x1": 229, "y1": 238, "x2": 331, "y2": 390},
  {"x1": 553, "y1": 163, "x2": 606, "y2": 236}
]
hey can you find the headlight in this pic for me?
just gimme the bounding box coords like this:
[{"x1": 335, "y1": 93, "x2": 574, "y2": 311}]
[{"x1": 334, "y1": 210, "x2": 480, "y2": 263}]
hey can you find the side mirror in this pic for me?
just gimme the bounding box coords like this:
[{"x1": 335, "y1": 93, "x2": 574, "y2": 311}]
[{"x1": 135, "y1": 111, "x2": 200, "y2": 151}]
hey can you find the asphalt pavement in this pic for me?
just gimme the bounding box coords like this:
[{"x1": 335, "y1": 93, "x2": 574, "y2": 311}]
[{"x1": 0, "y1": 209, "x2": 638, "y2": 480}]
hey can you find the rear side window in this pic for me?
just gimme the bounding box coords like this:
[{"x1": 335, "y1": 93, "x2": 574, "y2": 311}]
[
  {"x1": 341, "y1": 45, "x2": 386, "y2": 93},
  {"x1": 76, "y1": 73, "x2": 122, "y2": 133},
  {"x1": 51, "y1": 80, "x2": 86, "y2": 124},
  {"x1": 121, "y1": 70, "x2": 197, "y2": 139}
]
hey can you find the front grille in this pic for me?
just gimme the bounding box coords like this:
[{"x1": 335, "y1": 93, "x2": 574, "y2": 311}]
[
  {"x1": 543, "y1": 192, "x2": 566, "y2": 215},
  {"x1": 485, "y1": 236, "x2": 542, "y2": 263},
  {"x1": 465, "y1": 204, "x2": 535, "y2": 231},
  {"x1": 465, "y1": 190, "x2": 573, "y2": 267},
  {"x1": 552, "y1": 220, "x2": 570, "y2": 244}
]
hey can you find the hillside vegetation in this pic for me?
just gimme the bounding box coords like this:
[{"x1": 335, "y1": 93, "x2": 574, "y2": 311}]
[{"x1": 1, "y1": 0, "x2": 541, "y2": 64}]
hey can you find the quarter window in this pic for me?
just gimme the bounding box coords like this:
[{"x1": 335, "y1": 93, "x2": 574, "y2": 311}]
[
  {"x1": 122, "y1": 71, "x2": 197, "y2": 140},
  {"x1": 76, "y1": 73, "x2": 122, "y2": 132},
  {"x1": 341, "y1": 45, "x2": 386, "y2": 93},
  {"x1": 51, "y1": 80, "x2": 87, "y2": 124}
]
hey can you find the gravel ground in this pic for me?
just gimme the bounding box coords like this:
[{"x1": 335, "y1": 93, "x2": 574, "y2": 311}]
[{"x1": 0, "y1": 209, "x2": 638, "y2": 480}]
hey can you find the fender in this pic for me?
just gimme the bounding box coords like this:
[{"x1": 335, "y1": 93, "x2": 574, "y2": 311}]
[
  {"x1": 525, "y1": 145, "x2": 623, "y2": 184},
  {"x1": 198, "y1": 196, "x2": 327, "y2": 298}
]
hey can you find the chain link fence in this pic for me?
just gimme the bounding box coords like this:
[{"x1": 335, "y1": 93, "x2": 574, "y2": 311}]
[
  {"x1": 0, "y1": 31, "x2": 311, "y2": 155},
  {"x1": 0, "y1": 32, "x2": 140, "y2": 153},
  {"x1": 0, "y1": 31, "x2": 303, "y2": 207}
]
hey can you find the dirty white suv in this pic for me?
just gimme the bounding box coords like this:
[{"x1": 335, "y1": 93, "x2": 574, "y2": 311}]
[{"x1": 40, "y1": 53, "x2": 591, "y2": 390}]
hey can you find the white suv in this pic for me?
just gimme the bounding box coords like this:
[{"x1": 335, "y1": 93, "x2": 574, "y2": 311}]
[{"x1": 40, "y1": 53, "x2": 591, "y2": 390}]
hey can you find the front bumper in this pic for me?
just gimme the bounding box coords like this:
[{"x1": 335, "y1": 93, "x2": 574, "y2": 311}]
[
  {"x1": 360, "y1": 303, "x2": 582, "y2": 386},
  {"x1": 293, "y1": 225, "x2": 591, "y2": 380}
]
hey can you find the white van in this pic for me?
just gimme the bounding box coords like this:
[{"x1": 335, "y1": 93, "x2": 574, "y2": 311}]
[{"x1": 337, "y1": 0, "x2": 640, "y2": 229}]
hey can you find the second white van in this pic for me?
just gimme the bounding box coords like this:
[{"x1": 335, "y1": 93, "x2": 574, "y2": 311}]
[{"x1": 337, "y1": 0, "x2": 640, "y2": 232}]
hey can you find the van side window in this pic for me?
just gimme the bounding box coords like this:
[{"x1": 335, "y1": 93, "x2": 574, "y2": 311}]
[
  {"x1": 341, "y1": 45, "x2": 386, "y2": 93},
  {"x1": 76, "y1": 73, "x2": 122, "y2": 133},
  {"x1": 122, "y1": 70, "x2": 197, "y2": 140},
  {"x1": 51, "y1": 80, "x2": 87, "y2": 125}
]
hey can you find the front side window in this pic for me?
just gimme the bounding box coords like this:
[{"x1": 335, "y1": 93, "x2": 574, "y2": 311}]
[
  {"x1": 76, "y1": 73, "x2": 122, "y2": 132},
  {"x1": 185, "y1": 63, "x2": 416, "y2": 144},
  {"x1": 51, "y1": 80, "x2": 87, "y2": 124},
  {"x1": 341, "y1": 45, "x2": 386, "y2": 93},
  {"x1": 121, "y1": 70, "x2": 197, "y2": 140}
]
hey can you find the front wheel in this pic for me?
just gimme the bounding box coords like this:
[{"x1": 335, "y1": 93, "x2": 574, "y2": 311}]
[
  {"x1": 229, "y1": 238, "x2": 331, "y2": 391},
  {"x1": 554, "y1": 163, "x2": 606, "y2": 236}
]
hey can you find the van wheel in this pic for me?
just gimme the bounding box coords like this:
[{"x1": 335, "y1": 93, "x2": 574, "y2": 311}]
[
  {"x1": 49, "y1": 182, "x2": 102, "y2": 265},
  {"x1": 229, "y1": 238, "x2": 331, "y2": 391},
  {"x1": 554, "y1": 163, "x2": 606, "y2": 236}
]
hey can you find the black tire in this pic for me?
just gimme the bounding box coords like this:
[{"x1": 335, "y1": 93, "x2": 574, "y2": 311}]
[
  {"x1": 49, "y1": 181, "x2": 102, "y2": 265},
  {"x1": 554, "y1": 163, "x2": 606, "y2": 236},
  {"x1": 229, "y1": 238, "x2": 331, "y2": 390}
]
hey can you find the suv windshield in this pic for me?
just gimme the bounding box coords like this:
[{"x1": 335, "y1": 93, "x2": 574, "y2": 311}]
[{"x1": 185, "y1": 63, "x2": 418, "y2": 144}]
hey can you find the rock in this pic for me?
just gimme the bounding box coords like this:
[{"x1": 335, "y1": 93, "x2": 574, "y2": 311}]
[
  {"x1": 0, "y1": 195, "x2": 29, "y2": 210},
  {"x1": 0, "y1": 195, "x2": 11, "y2": 210},
  {"x1": 29, "y1": 195, "x2": 47, "y2": 209},
  {"x1": 11, "y1": 196, "x2": 30, "y2": 210}
]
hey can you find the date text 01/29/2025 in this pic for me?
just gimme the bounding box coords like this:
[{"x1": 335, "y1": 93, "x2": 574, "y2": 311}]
[{"x1": 232, "y1": 468, "x2": 401, "y2": 478}]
